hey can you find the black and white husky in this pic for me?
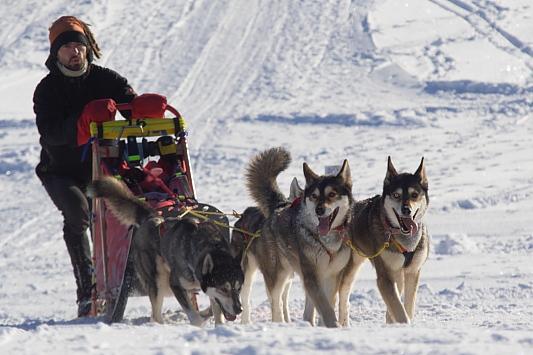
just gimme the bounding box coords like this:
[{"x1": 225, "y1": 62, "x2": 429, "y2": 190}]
[
  {"x1": 87, "y1": 176, "x2": 244, "y2": 327},
  {"x1": 346, "y1": 157, "x2": 430, "y2": 324}
]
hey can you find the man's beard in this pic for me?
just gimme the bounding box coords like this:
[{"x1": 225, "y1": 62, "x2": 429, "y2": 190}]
[{"x1": 66, "y1": 57, "x2": 83, "y2": 71}]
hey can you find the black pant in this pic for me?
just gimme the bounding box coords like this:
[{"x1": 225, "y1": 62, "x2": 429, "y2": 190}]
[{"x1": 41, "y1": 174, "x2": 93, "y2": 305}]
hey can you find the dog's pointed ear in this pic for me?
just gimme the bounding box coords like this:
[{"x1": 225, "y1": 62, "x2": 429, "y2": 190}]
[
  {"x1": 303, "y1": 162, "x2": 318, "y2": 186},
  {"x1": 336, "y1": 159, "x2": 352, "y2": 189},
  {"x1": 289, "y1": 177, "x2": 304, "y2": 201},
  {"x1": 384, "y1": 156, "x2": 398, "y2": 186},
  {"x1": 415, "y1": 157, "x2": 428, "y2": 189},
  {"x1": 202, "y1": 253, "x2": 215, "y2": 276}
]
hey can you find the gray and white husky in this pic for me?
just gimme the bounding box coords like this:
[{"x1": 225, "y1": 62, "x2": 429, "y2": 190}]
[
  {"x1": 87, "y1": 176, "x2": 244, "y2": 327},
  {"x1": 244, "y1": 147, "x2": 355, "y2": 328},
  {"x1": 230, "y1": 177, "x2": 303, "y2": 324},
  {"x1": 345, "y1": 156, "x2": 430, "y2": 324}
]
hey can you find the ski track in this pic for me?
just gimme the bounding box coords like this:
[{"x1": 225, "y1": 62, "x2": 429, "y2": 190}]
[{"x1": 430, "y1": 0, "x2": 533, "y2": 69}]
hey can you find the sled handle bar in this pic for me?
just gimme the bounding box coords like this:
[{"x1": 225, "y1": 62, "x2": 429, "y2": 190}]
[{"x1": 115, "y1": 102, "x2": 182, "y2": 118}]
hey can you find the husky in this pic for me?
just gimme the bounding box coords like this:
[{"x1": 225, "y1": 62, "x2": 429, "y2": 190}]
[
  {"x1": 348, "y1": 156, "x2": 429, "y2": 324},
  {"x1": 230, "y1": 177, "x2": 303, "y2": 324},
  {"x1": 86, "y1": 176, "x2": 244, "y2": 327},
  {"x1": 245, "y1": 147, "x2": 354, "y2": 328}
]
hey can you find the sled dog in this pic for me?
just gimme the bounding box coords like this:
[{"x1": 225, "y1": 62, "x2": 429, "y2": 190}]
[
  {"x1": 87, "y1": 176, "x2": 244, "y2": 327},
  {"x1": 230, "y1": 177, "x2": 303, "y2": 324},
  {"x1": 245, "y1": 147, "x2": 354, "y2": 328},
  {"x1": 349, "y1": 156, "x2": 429, "y2": 324}
]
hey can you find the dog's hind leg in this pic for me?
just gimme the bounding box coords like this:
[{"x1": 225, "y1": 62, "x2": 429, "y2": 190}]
[
  {"x1": 147, "y1": 255, "x2": 170, "y2": 324},
  {"x1": 264, "y1": 270, "x2": 292, "y2": 323},
  {"x1": 268, "y1": 277, "x2": 291, "y2": 323},
  {"x1": 262, "y1": 257, "x2": 293, "y2": 323},
  {"x1": 281, "y1": 277, "x2": 293, "y2": 323},
  {"x1": 149, "y1": 292, "x2": 165, "y2": 324}
]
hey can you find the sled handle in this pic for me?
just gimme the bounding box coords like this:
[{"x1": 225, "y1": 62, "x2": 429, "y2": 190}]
[{"x1": 115, "y1": 102, "x2": 182, "y2": 118}]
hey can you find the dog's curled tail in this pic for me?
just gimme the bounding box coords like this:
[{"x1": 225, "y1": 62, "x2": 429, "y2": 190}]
[
  {"x1": 86, "y1": 175, "x2": 161, "y2": 227},
  {"x1": 245, "y1": 147, "x2": 292, "y2": 217}
]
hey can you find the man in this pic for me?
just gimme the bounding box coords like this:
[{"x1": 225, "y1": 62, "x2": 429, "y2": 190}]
[{"x1": 33, "y1": 16, "x2": 137, "y2": 317}]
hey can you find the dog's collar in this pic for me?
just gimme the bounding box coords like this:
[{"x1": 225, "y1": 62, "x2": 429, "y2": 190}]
[
  {"x1": 289, "y1": 196, "x2": 303, "y2": 209},
  {"x1": 382, "y1": 217, "x2": 404, "y2": 237},
  {"x1": 382, "y1": 218, "x2": 415, "y2": 268}
]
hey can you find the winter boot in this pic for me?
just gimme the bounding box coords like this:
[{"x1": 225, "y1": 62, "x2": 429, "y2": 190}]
[{"x1": 66, "y1": 238, "x2": 94, "y2": 317}]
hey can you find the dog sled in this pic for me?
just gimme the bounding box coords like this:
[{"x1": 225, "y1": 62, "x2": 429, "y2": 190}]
[{"x1": 88, "y1": 95, "x2": 229, "y2": 323}]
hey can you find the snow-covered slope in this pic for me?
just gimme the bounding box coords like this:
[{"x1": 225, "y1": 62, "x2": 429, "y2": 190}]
[{"x1": 0, "y1": 1, "x2": 532, "y2": 354}]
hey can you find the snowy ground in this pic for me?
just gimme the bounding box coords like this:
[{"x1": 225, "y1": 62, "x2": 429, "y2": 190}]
[{"x1": 0, "y1": 0, "x2": 532, "y2": 354}]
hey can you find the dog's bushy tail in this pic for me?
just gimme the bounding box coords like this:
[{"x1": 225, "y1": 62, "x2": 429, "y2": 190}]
[
  {"x1": 245, "y1": 147, "x2": 292, "y2": 217},
  {"x1": 86, "y1": 175, "x2": 161, "y2": 227}
]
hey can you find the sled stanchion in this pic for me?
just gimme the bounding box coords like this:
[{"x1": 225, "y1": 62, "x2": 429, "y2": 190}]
[
  {"x1": 90, "y1": 135, "x2": 112, "y2": 317},
  {"x1": 179, "y1": 134, "x2": 196, "y2": 198}
]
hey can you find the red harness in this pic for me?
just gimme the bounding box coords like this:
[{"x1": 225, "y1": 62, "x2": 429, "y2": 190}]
[{"x1": 382, "y1": 217, "x2": 415, "y2": 268}]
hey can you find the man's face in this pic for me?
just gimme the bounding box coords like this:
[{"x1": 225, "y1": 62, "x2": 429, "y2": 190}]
[{"x1": 57, "y1": 42, "x2": 87, "y2": 70}]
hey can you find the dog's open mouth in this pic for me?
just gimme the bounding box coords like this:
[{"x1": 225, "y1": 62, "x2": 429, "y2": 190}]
[
  {"x1": 216, "y1": 299, "x2": 237, "y2": 322},
  {"x1": 317, "y1": 207, "x2": 339, "y2": 237},
  {"x1": 394, "y1": 209, "x2": 419, "y2": 237},
  {"x1": 223, "y1": 310, "x2": 237, "y2": 322}
]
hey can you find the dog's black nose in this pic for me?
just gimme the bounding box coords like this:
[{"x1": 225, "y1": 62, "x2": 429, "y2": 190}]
[
  {"x1": 401, "y1": 206, "x2": 411, "y2": 216},
  {"x1": 234, "y1": 304, "x2": 243, "y2": 314},
  {"x1": 316, "y1": 205, "x2": 325, "y2": 216}
]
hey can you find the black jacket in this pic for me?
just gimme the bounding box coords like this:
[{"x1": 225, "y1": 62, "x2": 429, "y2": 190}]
[{"x1": 33, "y1": 59, "x2": 136, "y2": 185}]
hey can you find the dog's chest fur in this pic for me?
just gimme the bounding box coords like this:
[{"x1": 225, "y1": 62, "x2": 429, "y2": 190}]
[{"x1": 271, "y1": 205, "x2": 351, "y2": 272}]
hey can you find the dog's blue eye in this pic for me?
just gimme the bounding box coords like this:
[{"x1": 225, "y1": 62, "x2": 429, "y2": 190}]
[{"x1": 392, "y1": 193, "x2": 400, "y2": 199}]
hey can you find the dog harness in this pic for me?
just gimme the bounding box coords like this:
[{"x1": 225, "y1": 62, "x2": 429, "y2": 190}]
[
  {"x1": 382, "y1": 218, "x2": 415, "y2": 268},
  {"x1": 339, "y1": 199, "x2": 415, "y2": 267}
]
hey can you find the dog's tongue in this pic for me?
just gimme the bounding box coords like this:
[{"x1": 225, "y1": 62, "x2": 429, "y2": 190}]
[
  {"x1": 224, "y1": 313, "x2": 237, "y2": 322},
  {"x1": 401, "y1": 217, "x2": 419, "y2": 236},
  {"x1": 318, "y1": 217, "x2": 331, "y2": 237}
]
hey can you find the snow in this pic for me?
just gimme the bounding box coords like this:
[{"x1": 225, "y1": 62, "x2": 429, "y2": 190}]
[{"x1": 1, "y1": 0, "x2": 532, "y2": 354}]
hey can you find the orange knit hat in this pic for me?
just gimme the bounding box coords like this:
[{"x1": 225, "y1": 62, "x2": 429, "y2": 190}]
[
  {"x1": 49, "y1": 16, "x2": 87, "y2": 45},
  {"x1": 47, "y1": 16, "x2": 101, "y2": 62}
]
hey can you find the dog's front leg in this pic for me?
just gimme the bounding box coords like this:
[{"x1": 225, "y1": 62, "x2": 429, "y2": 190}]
[
  {"x1": 240, "y1": 258, "x2": 258, "y2": 324},
  {"x1": 338, "y1": 253, "x2": 366, "y2": 327},
  {"x1": 403, "y1": 268, "x2": 421, "y2": 321},
  {"x1": 210, "y1": 297, "x2": 225, "y2": 326},
  {"x1": 375, "y1": 265, "x2": 410, "y2": 324},
  {"x1": 301, "y1": 266, "x2": 340, "y2": 328},
  {"x1": 302, "y1": 295, "x2": 316, "y2": 326},
  {"x1": 169, "y1": 275, "x2": 204, "y2": 327}
]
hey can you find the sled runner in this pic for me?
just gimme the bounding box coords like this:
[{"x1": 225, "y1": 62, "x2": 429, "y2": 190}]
[{"x1": 88, "y1": 95, "x2": 229, "y2": 323}]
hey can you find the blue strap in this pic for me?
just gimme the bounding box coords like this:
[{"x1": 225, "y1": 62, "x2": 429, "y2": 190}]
[{"x1": 80, "y1": 137, "x2": 97, "y2": 162}]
